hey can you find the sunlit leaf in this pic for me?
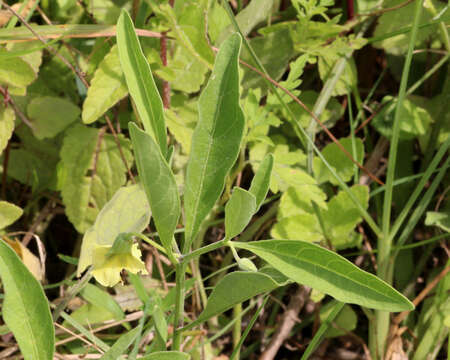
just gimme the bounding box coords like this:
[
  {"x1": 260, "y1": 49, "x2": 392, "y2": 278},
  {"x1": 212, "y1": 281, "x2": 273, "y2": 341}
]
[{"x1": 0, "y1": 201, "x2": 23, "y2": 230}]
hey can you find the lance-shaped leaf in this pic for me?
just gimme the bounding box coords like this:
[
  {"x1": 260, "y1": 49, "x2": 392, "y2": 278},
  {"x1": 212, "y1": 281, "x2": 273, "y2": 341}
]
[
  {"x1": 117, "y1": 10, "x2": 167, "y2": 157},
  {"x1": 100, "y1": 327, "x2": 140, "y2": 360},
  {"x1": 184, "y1": 33, "x2": 244, "y2": 250},
  {"x1": 129, "y1": 123, "x2": 180, "y2": 263},
  {"x1": 249, "y1": 153, "x2": 274, "y2": 211},
  {"x1": 140, "y1": 352, "x2": 190, "y2": 360},
  {"x1": 0, "y1": 240, "x2": 54, "y2": 360},
  {"x1": 233, "y1": 240, "x2": 414, "y2": 312},
  {"x1": 187, "y1": 269, "x2": 288, "y2": 329},
  {"x1": 225, "y1": 188, "x2": 256, "y2": 239}
]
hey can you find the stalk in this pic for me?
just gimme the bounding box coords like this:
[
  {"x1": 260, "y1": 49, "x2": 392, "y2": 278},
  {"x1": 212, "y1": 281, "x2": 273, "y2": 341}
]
[
  {"x1": 373, "y1": 0, "x2": 423, "y2": 357},
  {"x1": 172, "y1": 262, "x2": 186, "y2": 350}
]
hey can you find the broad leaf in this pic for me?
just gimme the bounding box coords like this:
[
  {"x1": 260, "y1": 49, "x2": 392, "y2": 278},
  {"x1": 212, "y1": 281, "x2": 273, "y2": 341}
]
[
  {"x1": 313, "y1": 137, "x2": 364, "y2": 185},
  {"x1": 0, "y1": 201, "x2": 23, "y2": 229},
  {"x1": 233, "y1": 240, "x2": 414, "y2": 311},
  {"x1": 184, "y1": 33, "x2": 245, "y2": 250},
  {"x1": 77, "y1": 184, "x2": 151, "y2": 277},
  {"x1": 0, "y1": 240, "x2": 54, "y2": 360},
  {"x1": 140, "y1": 351, "x2": 190, "y2": 360},
  {"x1": 59, "y1": 124, "x2": 133, "y2": 233},
  {"x1": 82, "y1": 45, "x2": 128, "y2": 124},
  {"x1": 27, "y1": 96, "x2": 80, "y2": 139},
  {"x1": 225, "y1": 188, "x2": 256, "y2": 239},
  {"x1": 0, "y1": 103, "x2": 14, "y2": 155},
  {"x1": 191, "y1": 270, "x2": 287, "y2": 328},
  {"x1": 249, "y1": 153, "x2": 274, "y2": 211},
  {"x1": 129, "y1": 123, "x2": 180, "y2": 260},
  {"x1": 100, "y1": 327, "x2": 140, "y2": 360},
  {"x1": 0, "y1": 54, "x2": 35, "y2": 89},
  {"x1": 320, "y1": 302, "x2": 357, "y2": 338},
  {"x1": 117, "y1": 10, "x2": 167, "y2": 157}
]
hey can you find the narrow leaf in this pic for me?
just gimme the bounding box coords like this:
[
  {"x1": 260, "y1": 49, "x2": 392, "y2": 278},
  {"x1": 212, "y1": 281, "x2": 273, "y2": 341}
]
[
  {"x1": 100, "y1": 327, "x2": 140, "y2": 360},
  {"x1": 81, "y1": 284, "x2": 125, "y2": 320},
  {"x1": 184, "y1": 33, "x2": 244, "y2": 250},
  {"x1": 249, "y1": 153, "x2": 274, "y2": 211},
  {"x1": 117, "y1": 10, "x2": 167, "y2": 156},
  {"x1": 129, "y1": 123, "x2": 180, "y2": 261},
  {"x1": 225, "y1": 188, "x2": 256, "y2": 239},
  {"x1": 233, "y1": 240, "x2": 414, "y2": 311},
  {"x1": 140, "y1": 351, "x2": 190, "y2": 360},
  {"x1": 189, "y1": 270, "x2": 285, "y2": 329},
  {"x1": 0, "y1": 240, "x2": 54, "y2": 360}
]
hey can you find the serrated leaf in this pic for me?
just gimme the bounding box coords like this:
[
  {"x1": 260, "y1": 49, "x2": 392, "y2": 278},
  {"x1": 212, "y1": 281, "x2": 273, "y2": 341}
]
[
  {"x1": 82, "y1": 45, "x2": 128, "y2": 124},
  {"x1": 77, "y1": 184, "x2": 150, "y2": 277},
  {"x1": 117, "y1": 10, "x2": 167, "y2": 157},
  {"x1": 140, "y1": 351, "x2": 190, "y2": 360},
  {"x1": 0, "y1": 201, "x2": 23, "y2": 230},
  {"x1": 129, "y1": 123, "x2": 180, "y2": 261},
  {"x1": 273, "y1": 185, "x2": 368, "y2": 250},
  {"x1": 313, "y1": 137, "x2": 364, "y2": 185},
  {"x1": 0, "y1": 53, "x2": 35, "y2": 89},
  {"x1": 233, "y1": 239, "x2": 414, "y2": 311},
  {"x1": 184, "y1": 34, "x2": 245, "y2": 250},
  {"x1": 28, "y1": 96, "x2": 80, "y2": 139},
  {"x1": 0, "y1": 240, "x2": 54, "y2": 360},
  {"x1": 59, "y1": 124, "x2": 133, "y2": 233},
  {"x1": 191, "y1": 270, "x2": 285, "y2": 327},
  {"x1": 0, "y1": 103, "x2": 14, "y2": 155},
  {"x1": 249, "y1": 153, "x2": 274, "y2": 211},
  {"x1": 6, "y1": 41, "x2": 43, "y2": 74},
  {"x1": 225, "y1": 188, "x2": 256, "y2": 239},
  {"x1": 372, "y1": 96, "x2": 433, "y2": 140},
  {"x1": 100, "y1": 327, "x2": 141, "y2": 360}
]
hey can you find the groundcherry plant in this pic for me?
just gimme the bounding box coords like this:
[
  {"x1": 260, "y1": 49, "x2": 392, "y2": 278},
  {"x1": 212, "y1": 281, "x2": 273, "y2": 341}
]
[{"x1": 71, "y1": 10, "x2": 414, "y2": 358}]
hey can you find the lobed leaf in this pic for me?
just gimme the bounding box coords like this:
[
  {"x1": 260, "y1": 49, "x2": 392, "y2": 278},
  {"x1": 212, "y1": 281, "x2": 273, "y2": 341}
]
[
  {"x1": 183, "y1": 33, "x2": 245, "y2": 250},
  {"x1": 233, "y1": 239, "x2": 414, "y2": 311},
  {"x1": 0, "y1": 240, "x2": 54, "y2": 360}
]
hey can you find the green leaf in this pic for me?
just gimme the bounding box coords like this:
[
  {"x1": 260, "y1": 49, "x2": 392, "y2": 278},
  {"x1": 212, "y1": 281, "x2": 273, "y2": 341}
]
[
  {"x1": 0, "y1": 240, "x2": 54, "y2": 360},
  {"x1": 140, "y1": 351, "x2": 190, "y2": 360},
  {"x1": 0, "y1": 201, "x2": 23, "y2": 230},
  {"x1": 425, "y1": 211, "x2": 450, "y2": 232},
  {"x1": 59, "y1": 124, "x2": 133, "y2": 233},
  {"x1": 129, "y1": 123, "x2": 180, "y2": 261},
  {"x1": 225, "y1": 188, "x2": 256, "y2": 239},
  {"x1": 27, "y1": 96, "x2": 80, "y2": 139},
  {"x1": 372, "y1": 96, "x2": 433, "y2": 140},
  {"x1": 184, "y1": 33, "x2": 245, "y2": 249},
  {"x1": 319, "y1": 303, "x2": 357, "y2": 338},
  {"x1": 80, "y1": 283, "x2": 125, "y2": 320},
  {"x1": 249, "y1": 153, "x2": 274, "y2": 211},
  {"x1": 233, "y1": 239, "x2": 415, "y2": 311},
  {"x1": 191, "y1": 270, "x2": 285, "y2": 327},
  {"x1": 82, "y1": 45, "x2": 128, "y2": 124},
  {"x1": 0, "y1": 96, "x2": 15, "y2": 155},
  {"x1": 100, "y1": 327, "x2": 141, "y2": 360},
  {"x1": 153, "y1": 305, "x2": 168, "y2": 343},
  {"x1": 77, "y1": 184, "x2": 150, "y2": 277},
  {"x1": 117, "y1": 10, "x2": 167, "y2": 157},
  {"x1": 0, "y1": 54, "x2": 35, "y2": 89},
  {"x1": 313, "y1": 137, "x2": 364, "y2": 185}
]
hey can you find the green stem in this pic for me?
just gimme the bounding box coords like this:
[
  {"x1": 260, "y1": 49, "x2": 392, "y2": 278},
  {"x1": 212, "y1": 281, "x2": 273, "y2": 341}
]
[
  {"x1": 172, "y1": 262, "x2": 186, "y2": 350},
  {"x1": 232, "y1": 303, "x2": 242, "y2": 359},
  {"x1": 181, "y1": 238, "x2": 230, "y2": 265},
  {"x1": 375, "y1": 0, "x2": 423, "y2": 357}
]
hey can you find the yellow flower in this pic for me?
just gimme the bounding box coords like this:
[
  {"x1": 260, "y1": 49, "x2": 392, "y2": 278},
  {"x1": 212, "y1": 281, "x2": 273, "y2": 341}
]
[{"x1": 91, "y1": 243, "x2": 148, "y2": 287}]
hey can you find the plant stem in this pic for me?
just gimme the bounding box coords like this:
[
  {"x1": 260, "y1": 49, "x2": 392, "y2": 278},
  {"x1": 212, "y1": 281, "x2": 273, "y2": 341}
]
[
  {"x1": 172, "y1": 262, "x2": 186, "y2": 350},
  {"x1": 181, "y1": 238, "x2": 230, "y2": 264},
  {"x1": 374, "y1": 0, "x2": 423, "y2": 357},
  {"x1": 232, "y1": 303, "x2": 242, "y2": 359}
]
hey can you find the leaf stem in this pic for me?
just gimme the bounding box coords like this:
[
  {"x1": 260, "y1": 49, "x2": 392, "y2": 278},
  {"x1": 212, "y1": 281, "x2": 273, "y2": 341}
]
[{"x1": 181, "y1": 238, "x2": 230, "y2": 265}]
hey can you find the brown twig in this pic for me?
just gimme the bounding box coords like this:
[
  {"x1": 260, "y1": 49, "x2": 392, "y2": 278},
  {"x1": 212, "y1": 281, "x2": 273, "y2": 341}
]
[{"x1": 260, "y1": 286, "x2": 310, "y2": 360}]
